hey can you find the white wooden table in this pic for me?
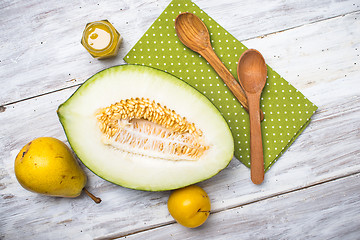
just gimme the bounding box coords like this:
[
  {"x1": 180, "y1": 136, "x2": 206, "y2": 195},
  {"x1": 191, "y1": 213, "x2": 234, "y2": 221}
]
[{"x1": 1, "y1": 0, "x2": 359, "y2": 239}]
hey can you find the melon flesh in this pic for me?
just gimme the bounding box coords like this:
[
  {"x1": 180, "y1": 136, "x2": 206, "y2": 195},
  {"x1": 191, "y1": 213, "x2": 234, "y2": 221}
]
[{"x1": 58, "y1": 65, "x2": 234, "y2": 191}]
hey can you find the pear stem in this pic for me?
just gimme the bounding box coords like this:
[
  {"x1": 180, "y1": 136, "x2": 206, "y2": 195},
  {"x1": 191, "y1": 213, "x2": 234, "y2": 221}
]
[
  {"x1": 197, "y1": 209, "x2": 211, "y2": 213},
  {"x1": 83, "y1": 188, "x2": 102, "y2": 204}
]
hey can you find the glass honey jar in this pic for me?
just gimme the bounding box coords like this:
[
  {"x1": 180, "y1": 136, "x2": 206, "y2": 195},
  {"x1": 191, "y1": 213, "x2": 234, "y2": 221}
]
[{"x1": 81, "y1": 20, "x2": 122, "y2": 59}]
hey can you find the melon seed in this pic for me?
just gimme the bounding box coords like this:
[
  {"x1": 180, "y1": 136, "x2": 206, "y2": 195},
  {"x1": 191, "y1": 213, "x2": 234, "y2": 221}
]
[{"x1": 96, "y1": 98, "x2": 209, "y2": 161}]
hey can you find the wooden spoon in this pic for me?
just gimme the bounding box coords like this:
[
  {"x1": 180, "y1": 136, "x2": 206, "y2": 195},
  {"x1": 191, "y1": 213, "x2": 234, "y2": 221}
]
[
  {"x1": 175, "y1": 12, "x2": 264, "y2": 120},
  {"x1": 237, "y1": 49, "x2": 267, "y2": 185}
]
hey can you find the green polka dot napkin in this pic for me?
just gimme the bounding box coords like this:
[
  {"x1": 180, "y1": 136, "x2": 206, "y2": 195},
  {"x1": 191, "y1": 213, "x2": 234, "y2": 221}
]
[{"x1": 124, "y1": 0, "x2": 317, "y2": 171}]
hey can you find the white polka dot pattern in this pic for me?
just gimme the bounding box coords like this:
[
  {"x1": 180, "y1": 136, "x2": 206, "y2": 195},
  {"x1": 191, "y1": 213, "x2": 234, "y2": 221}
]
[{"x1": 124, "y1": 0, "x2": 318, "y2": 171}]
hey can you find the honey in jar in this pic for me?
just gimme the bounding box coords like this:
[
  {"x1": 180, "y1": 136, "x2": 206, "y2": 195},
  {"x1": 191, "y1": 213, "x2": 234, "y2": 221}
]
[{"x1": 81, "y1": 20, "x2": 122, "y2": 59}]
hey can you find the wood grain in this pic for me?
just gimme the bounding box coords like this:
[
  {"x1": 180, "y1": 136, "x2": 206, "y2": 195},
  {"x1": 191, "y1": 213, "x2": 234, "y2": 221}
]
[
  {"x1": 247, "y1": 93, "x2": 265, "y2": 184},
  {"x1": 0, "y1": 0, "x2": 358, "y2": 106},
  {"x1": 119, "y1": 173, "x2": 360, "y2": 239},
  {"x1": 1, "y1": 0, "x2": 360, "y2": 239}
]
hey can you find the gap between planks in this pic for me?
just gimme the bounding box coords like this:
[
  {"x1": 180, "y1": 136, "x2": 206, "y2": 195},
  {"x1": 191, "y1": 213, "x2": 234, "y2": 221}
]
[
  {"x1": 96, "y1": 170, "x2": 360, "y2": 240},
  {"x1": 0, "y1": 83, "x2": 82, "y2": 108},
  {"x1": 1, "y1": 10, "x2": 359, "y2": 108},
  {"x1": 247, "y1": 9, "x2": 360, "y2": 41}
]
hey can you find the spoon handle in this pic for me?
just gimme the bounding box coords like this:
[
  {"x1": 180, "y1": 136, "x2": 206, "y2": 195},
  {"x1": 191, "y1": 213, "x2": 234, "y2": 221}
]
[
  {"x1": 247, "y1": 93, "x2": 264, "y2": 185},
  {"x1": 199, "y1": 47, "x2": 264, "y2": 121}
]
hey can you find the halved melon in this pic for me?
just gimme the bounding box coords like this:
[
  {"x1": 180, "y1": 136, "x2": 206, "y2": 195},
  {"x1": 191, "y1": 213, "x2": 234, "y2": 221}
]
[{"x1": 58, "y1": 65, "x2": 234, "y2": 191}]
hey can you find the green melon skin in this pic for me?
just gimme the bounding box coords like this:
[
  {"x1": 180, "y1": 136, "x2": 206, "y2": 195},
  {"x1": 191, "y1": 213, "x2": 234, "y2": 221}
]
[{"x1": 58, "y1": 65, "x2": 234, "y2": 191}]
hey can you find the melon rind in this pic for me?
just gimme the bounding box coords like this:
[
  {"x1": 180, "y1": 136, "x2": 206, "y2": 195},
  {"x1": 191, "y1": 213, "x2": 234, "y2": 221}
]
[{"x1": 58, "y1": 65, "x2": 234, "y2": 191}]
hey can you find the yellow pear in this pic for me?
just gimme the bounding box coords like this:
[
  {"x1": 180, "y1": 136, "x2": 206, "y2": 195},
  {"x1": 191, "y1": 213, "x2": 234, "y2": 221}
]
[
  {"x1": 15, "y1": 137, "x2": 100, "y2": 203},
  {"x1": 168, "y1": 185, "x2": 211, "y2": 228}
]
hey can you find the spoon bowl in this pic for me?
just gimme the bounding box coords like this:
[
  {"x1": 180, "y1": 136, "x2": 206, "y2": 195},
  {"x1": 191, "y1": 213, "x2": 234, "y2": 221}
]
[
  {"x1": 175, "y1": 12, "x2": 211, "y2": 52},
  {"x1": 237, "y1": 49, "x2": 267, "y2": 93},
  {"x1": 237, "y1": 49, "x2": 267, "y2": 184}
]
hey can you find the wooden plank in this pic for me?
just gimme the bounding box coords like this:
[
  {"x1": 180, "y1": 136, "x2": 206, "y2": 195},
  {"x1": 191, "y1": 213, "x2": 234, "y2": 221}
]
[
  {"x1": 0, "y1": 0, "x2": 359, "y2": 106},
  {"x1": 119, "y1": 173, "x2": 360, "y2": 240},
  {"x1": 244, "y1": 11, "x2": 360, "y2": 95}
]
